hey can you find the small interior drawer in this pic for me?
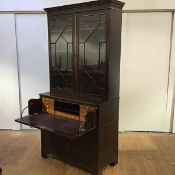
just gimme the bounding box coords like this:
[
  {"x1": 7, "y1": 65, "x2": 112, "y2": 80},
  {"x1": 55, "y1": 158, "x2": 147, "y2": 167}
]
[
  {"x1": 80, "y1": 105, "x2": 97, "y2": 111},
  {"x1": 80, "y1": 105, "x2": 97, "y2": 117},
  {"x1": 42, "y1": 97, "x2": 54, "y2": 109},
  {"x1": 42, "y1": 97, "x2": 54, "y2": 103},
  {"x1": 47, "y1": 109, "x2": 55, "y2": 115},
  {"x1": 43, "y1": 103, "x2": 54, "y2": 110},
  {"x1": 42, "y1": 98, "x2": 54, "y2": 104}
]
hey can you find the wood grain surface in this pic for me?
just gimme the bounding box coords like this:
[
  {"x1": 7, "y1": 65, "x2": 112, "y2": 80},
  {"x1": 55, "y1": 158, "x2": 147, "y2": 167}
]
[{"x1": 0, "y1": 130, "x2": 175, "y2": 175}]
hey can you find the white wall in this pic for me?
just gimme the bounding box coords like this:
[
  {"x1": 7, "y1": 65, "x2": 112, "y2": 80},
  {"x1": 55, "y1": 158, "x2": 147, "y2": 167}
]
[
  {"x1": 15, "y1": 14, "x2": 50, "y2": 129},
  {"x1": 120, "y1": 12, "x2": 172, "y2": 132},
  {"x1": 0, "y1": 0, "x2": 175, "y2": 11},
  {"x1": 171, "y1": 17, "x2": 175, "y2": 133},
  {"x1": 0, "y1": 14, "x2": 20, "y2": 130},
  {"x1": 123, "y1": 0, "x2": 175, "y2": 10},
  {"x1": 1, "y1": 0, "x2": 175, "y2": 132},
  {"x1": 0, "y1": 0, "x2": 89, "y2": 11}
]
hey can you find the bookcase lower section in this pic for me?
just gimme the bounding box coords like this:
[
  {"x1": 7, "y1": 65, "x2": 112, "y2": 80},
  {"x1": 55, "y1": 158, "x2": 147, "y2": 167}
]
[
  {"x1": 40, "y1": 122, "x2": 118, "y2": 175},
  {"x1": 41, "y1": 129, "x2": 99, "y2": 174},
  {"x1": 15, "y1": 95, "x2": 119, "y2": 175}
]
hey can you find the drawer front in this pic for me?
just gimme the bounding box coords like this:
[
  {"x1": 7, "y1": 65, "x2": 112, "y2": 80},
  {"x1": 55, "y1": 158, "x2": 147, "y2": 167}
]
[
  {"x1": 80, "y1": 105, "x2": 97, "y2": 115},
  {"x1": 80, "y1": 109, "x2": 87, "y2": 121},
  {"x1": 47, "y1": 109, "x2": 55, "y2": 115},
  {"x1": 43, "y1": 103, "x2": 54, "y2": 110},
  {"x1": 42, "y1": 97, "x2": 54, "y2": 109},
  {"x1": 80, "y1": 105, "x2": 97, "y2": 122},
  {"x1": 42, "y1": 97, "x2": 54, "y2": 103},
  {"x1": 80, "y1": 108, "x2": 89, "y2": 116},
  {"x1": 80, "y1": 105, "x2": 97, "y2": 111}
]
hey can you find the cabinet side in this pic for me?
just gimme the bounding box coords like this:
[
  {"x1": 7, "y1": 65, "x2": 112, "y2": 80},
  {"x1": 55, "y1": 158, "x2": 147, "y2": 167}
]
[{"x1": 108, "y1": 8, "x2": 123, "y2": 99}]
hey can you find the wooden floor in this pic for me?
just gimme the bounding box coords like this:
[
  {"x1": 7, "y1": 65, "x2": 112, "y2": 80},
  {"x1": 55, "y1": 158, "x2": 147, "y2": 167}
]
[{"x1": 0, "y1": 131, "x2": 175, "y2": 175}]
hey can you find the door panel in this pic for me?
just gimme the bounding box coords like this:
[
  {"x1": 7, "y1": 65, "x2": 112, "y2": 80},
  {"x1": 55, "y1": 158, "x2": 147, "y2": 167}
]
[
  {"x1": 0, "y1": 14, "x2": 20, "y2": 129},
  {"x1": 120, "y1": 13, "x2": 172, "y2": 132},
  {"x1": 77, "y1": 12, "x2": 107, "y2": 96},
  {"x1": 49, "y1": 15, "x2": 74, "y2": 94},
  {"x1": 15, "y1": 14, "x2": 49, "y2": 129}
]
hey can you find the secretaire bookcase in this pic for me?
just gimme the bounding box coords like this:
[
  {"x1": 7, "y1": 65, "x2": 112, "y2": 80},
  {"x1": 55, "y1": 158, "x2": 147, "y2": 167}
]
[{"x1": 15, "y1": 0, "x2": 125, "y2": 174}]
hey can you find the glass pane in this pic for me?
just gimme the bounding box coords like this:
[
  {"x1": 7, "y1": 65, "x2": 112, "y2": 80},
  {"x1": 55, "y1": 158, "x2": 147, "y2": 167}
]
[
  {"x1": 50, "y1": 44, "x2": 56, "y2": 67},
  {"x1": 49, "y1": 16, "x2": 73, "y2": 92},
  {"x1": 78, "y1": 13, "x2": 107, "y2": 96}
]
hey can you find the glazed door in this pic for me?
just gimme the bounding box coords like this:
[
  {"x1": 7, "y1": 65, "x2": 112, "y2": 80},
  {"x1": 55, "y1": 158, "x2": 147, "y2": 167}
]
[
  {"x1": 49, "y1": 14, "x2": 75, "y2": 95},
  {"x1": 77, "y1": 11, "x2": 107, "y2": 97}
]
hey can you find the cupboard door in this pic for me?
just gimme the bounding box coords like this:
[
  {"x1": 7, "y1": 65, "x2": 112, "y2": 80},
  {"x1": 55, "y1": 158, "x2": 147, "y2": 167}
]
[
  {"x1": 77, "y1": 12, "x2": 107, "y2": 96},
  {"x1": 120, "y1": 13, "x2": 172, "y2": 132},
  {"x1": 49, "y1": 14, "x2": 74, "y2": 94}
]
